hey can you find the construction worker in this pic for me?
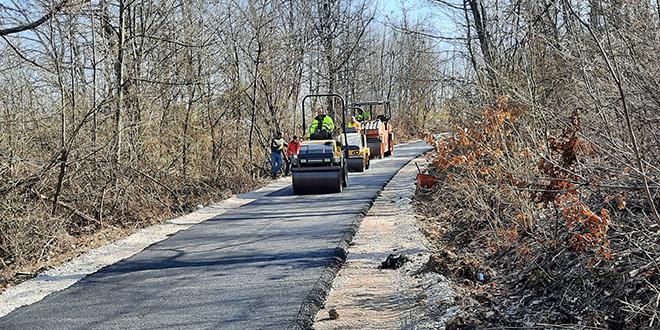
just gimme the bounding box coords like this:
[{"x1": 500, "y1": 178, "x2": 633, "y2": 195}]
[
  {"x1": 284, "y1": 135, "x2": 301, "y2": 176},
  {"x1": 271, "y1": 131, "x2": 287, "y2": 179},
  {"x1": 309, "y1": 108, "x2": 335, "y2": 138},
  {"x1": 356, "y1": 108, "x2": 370, "y2": 121},
  {"x1": 348, "y1": 116, "x2": 361, "y2": 132}
]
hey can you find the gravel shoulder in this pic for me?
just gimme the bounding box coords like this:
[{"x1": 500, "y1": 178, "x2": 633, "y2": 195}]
[{"x1": 314, "y1": 155, "x2": 456, "y2": 330}]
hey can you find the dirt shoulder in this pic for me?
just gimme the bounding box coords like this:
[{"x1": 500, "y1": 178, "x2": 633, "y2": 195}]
[{"x1": 314, "y1": 155, "x2": 456, "y2": 330}]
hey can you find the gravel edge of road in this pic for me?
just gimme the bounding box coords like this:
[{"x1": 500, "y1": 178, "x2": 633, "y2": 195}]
[
  {"x1": 289, "y1": 141, "x2": 431, "y2": 330},
  {"x1": 288, "y1": 189, "x2": 373, "y2": 330}
]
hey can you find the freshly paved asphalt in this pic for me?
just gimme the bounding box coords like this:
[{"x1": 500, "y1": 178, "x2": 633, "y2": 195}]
[{"x1": 0, "y1": 140, "x2": 430, "y2": 330}]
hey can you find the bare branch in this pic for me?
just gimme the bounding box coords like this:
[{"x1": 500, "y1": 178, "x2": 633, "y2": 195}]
[{"x1": 0, "y1": 1, "x2": 70, "y2": 37}]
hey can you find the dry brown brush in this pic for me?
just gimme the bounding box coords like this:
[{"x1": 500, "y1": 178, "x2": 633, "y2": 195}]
[{"x1": 416, "y1": 95, "x2": 660, "y2": 328}]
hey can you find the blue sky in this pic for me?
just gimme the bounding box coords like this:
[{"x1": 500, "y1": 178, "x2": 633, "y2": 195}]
[
  {"x1": 379, "y1": 0, "x2": 457, "y2": 40},
  {"x1": 381, "y1": 0, "x2": 429, "y2": 14}
]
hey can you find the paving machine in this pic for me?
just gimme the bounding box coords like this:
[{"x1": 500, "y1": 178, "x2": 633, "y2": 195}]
[
  {"x1": 344, "y1": 106, "x2": 370, "y2": 172},
  {"x1": 354, "y1": 101, "x2": 394, "y2": 159},
  {"x1": 290, "y1": 94, "x2": 349, "y2": 194}
]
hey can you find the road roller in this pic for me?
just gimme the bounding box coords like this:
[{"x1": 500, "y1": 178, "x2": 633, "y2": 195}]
[
  {"x1": 344, "y1": 128, "x2": 370, "y2": 172},
  {"x1": 353, "y1": 101, "x2": 394, "y2": 159},
  {"x1": 291, "y1": 93, "x2": 349, "y2": 194}
]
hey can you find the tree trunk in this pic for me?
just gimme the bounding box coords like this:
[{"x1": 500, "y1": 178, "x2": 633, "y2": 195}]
[
  {"x1": 90, "y1": 1, "x2": 98, "y2": 144},
  {"x1": 249, "y1": 40, "x2": 262, "y2": 174},
  {"x1": 114, "y1": 0, "x2": 126, "y2": 165},
  {"x1": 182, "y1": 85, "x2": 196, "y2": 178},
  {"x1": 466, "y1": 0, "x2": 498, "y2": 91}
]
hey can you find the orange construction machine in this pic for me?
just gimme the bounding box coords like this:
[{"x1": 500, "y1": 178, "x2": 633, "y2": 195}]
[{"x1": 353, "y1": 101, "x2": 394, "y2": 159}]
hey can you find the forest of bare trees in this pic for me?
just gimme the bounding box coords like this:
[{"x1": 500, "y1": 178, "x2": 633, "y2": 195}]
[{"x1": 0, "y1": 1, "x2": 442, "y2": 286}]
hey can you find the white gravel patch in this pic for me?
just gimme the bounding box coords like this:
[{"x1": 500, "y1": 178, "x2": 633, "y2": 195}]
[{"x1": 0, "y1": 179, "x2": 292, "y2": 318}]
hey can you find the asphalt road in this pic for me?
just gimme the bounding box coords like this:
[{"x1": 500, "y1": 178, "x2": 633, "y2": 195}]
[{"x1": 0, "y1": 140, "x2": 430, "y2": 330}]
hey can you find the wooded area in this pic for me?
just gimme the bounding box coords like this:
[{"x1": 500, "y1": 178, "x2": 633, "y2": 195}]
[
  {"x1": 0, "y1": 0, "x2": 441, "y2": 285},
  {"x1": 416, "y1": 0, "x2": 660, "y2": 328}
]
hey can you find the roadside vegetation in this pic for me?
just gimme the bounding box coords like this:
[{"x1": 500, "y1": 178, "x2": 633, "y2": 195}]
[{"x1": 414, "y1": 1, "x2": 660, "y2": 329}]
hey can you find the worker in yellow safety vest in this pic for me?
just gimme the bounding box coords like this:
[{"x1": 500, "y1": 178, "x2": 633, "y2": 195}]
[
  {"x1": 356, "y1": 108, "x2": 371, "y2": 121},
  {"x1": 347, "y1": 116, "x2": 361, "y2": 132},
  {"x1": 309, "y1": 108, "x2": 335, "y2": 137}
]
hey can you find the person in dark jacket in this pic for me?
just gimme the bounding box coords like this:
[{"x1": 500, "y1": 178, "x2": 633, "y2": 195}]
[{"x1": 271, "y1": 132, "x2": 287, "y2": 178}]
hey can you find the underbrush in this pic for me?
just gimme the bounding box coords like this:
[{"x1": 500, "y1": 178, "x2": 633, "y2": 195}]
[{"x1": 414, "y1": 97, "x2": 660, "y2": 329}]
